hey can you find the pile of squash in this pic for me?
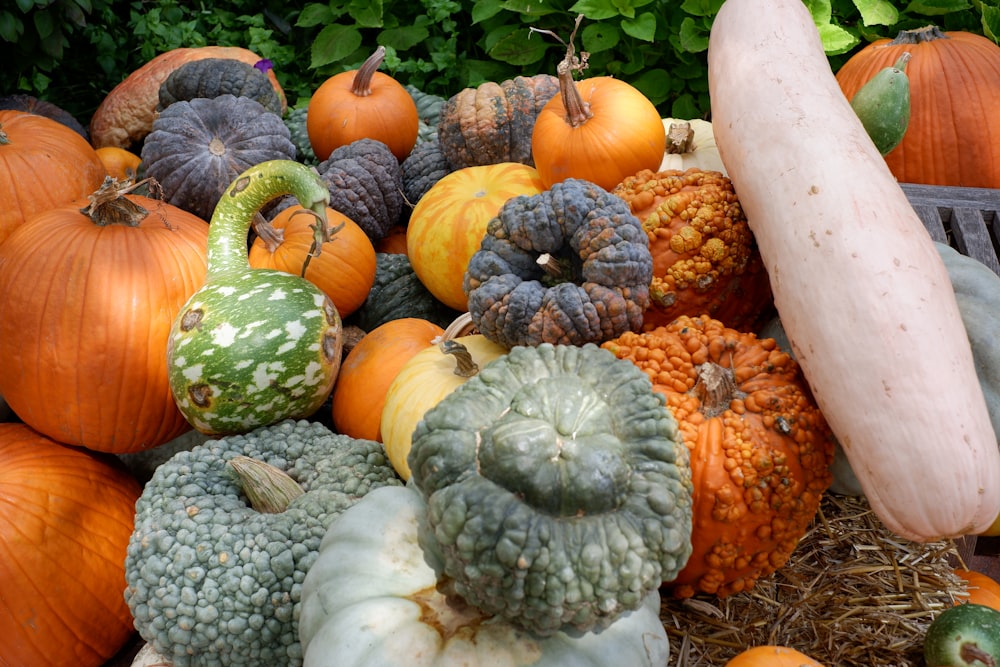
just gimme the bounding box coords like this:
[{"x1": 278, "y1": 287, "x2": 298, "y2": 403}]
[{"x1": 2, "y1": 1, "x2": 1000, "y2": 665}]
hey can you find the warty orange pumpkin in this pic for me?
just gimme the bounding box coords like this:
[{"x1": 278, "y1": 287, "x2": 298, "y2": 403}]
[
  {"x1": 602, "y1": 314, "x2": 835, "y2": 598},
  {"x1": 0, "y1": 422, "x2": 143, "y2": 667},
  {"x1": 0, "y1": 110, "x2": 107, "y2": 246},
  {"x1": 0, "y1": 179, "x2": 208, "y2": 453}
]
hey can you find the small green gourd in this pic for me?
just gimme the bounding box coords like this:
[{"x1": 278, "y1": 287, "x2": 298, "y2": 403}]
[
  {"x1": 167, "y1": 160, "x2": 343, "y2": 435},
  {"x1": 850, "y1": 52, "x2": 911, "y2": 156},
  {"x1": 923, "y1": 603, "x2": 1000, "y2": 667}
]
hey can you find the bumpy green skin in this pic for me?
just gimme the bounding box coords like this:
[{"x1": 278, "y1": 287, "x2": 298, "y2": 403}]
[
  {"x1": 850, "y1": 53, "x2": 911, "y2": 156},
  {"x1": 167, "y1": 159, "x2": 343, "y2": 436},
  {"x1": 125, "y1": 419, "x2": 403, "y2": 667},
  {"x1": 464, "y1": 178, "x2": 653, "y2": 348},
  {"x1": 408, "y1": 343, "x2": 693, "y2": 636},
  {"x1": 284, "y1": 106, "x2": 318, "y2": 165},
  {"x1": 350, "y1": 252, "x2": 461, "y2": 332},
  {"x1": 923, "y1": 603, "x2": 1000, "y2": 667}
]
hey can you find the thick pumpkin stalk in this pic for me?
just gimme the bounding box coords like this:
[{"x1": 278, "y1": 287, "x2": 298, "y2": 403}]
[
  {"x1": 550, "y1": 15, "x2": 593, "y2": 128},
  {"x1": 351, "y1": 46, "x2": 387, "y2": 97},
  {"x1": 228, "y1": 455, "x2": 304, "y2": 513}
]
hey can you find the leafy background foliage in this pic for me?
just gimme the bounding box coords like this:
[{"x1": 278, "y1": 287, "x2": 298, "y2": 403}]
[{"x1": 0, "y1": 0, "x2": 994, "y2": 128}]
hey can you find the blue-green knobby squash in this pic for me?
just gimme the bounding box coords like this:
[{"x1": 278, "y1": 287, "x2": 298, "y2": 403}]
[{"x1": 298, "y1": 485, "x2": 670, "y2": 667}]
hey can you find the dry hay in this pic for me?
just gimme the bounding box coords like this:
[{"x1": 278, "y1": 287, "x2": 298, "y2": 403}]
[{"x1": 660, "y1": 492, "x2": 975, "y2": 666}]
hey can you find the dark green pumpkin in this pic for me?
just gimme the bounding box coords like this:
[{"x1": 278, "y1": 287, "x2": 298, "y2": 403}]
[
  {"x1": 437, "y1": 74, "x2": 560, "y2": 169},
  {"x1": 350, "y1": 252, "x2": 461, "y2": 333},
  {"x1": 157, "y1": 57, "x2": 283, "y2": 116},
  {"x1": 400, "y1": 136, "x2": 452, "y2": 211},
  {"x1": 464, "y1": 178, "x2": 653, "y2": 348}
]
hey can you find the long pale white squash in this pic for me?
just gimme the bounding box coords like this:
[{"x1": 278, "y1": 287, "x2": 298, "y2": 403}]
[{"x1": 708, "y1": 0, "x2": 1000, "y2": 542}]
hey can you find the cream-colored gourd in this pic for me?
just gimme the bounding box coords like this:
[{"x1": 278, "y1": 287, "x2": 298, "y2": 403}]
[{"x1": 708, "y1": 0, "x2": 1000, "y2": 541}]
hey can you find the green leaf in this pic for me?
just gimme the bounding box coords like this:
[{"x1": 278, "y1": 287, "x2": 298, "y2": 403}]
[
  {"x1": 581, "y1": 22, "x2": 620, "y2": 53},
  {"x1": 488, "y1": 28, "x2": 549, "y2": 65},
  {"x1": 348, "y1": 0, "x2": 384, "y2": 28},
  {"x1": 296, "y1": 4, "x2": 336, "y2": 28},
  {"x1": 310, "y1": 24, "x2": 363, "y2": 68},
  {"x1": 905, "y1": 0, "x2": 972, "y2": 15},
  {"x1": 0, "y1": 11, "x2": 22, "y2": 43},
  {"x1": 804, "y1": 0, "x2": 833, "y2": 24},
  {"x1": 499, "y1": 0, "x2": 565, "y2": 18},
  {"x1": 621, "y1": 12, "x2": 657, "y2": 41},
  {"x1": 379, "y1": 24, "x2": 430, "y2": 52},
  {"x1": 677, "y1": 17, "x2": 709, "y2": 53},
  {"x1": 631, "y1": 68, "x2": 671, "y2": 106},
  {"x1": 983, "y1": 4, "x2": 1000, "y2": 43},
  {"x1": 472, "y1": 0, "x2": 504, "y2": 23},
  {"x1": 817, "y1": 22, "x2": 860, "y2": 54},
  {"x1": 679, "y1": 0, "x2": 725, "y2": 18},
  {"x1": 852, "y1": 0, "x2": 898, "y2": 25},
  {"x1": 569, "y1": 0, "x2": 620, "y2": 21}
]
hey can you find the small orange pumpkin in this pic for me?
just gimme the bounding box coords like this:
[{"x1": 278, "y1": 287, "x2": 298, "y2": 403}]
[
  {"x1": 0, "y1": 179, "x2": 208, "y2": 453},
  {"x1": 954, "y1": 568, "x2": 1000, "y2": 611},
  {"x1": 331, "y1": 317, "x2": 445, "y2": 441},
  {"x1": 307, "y1": 46, "x2": 419, "y2": 162},
  {"x1": 95, "y1": 146, "x2": 142, "y2": 181},
  {"x1": 602, "y1": 314, "x2": 835, "y2": 598},
  {"x1": 530, "y1": 20, "x2": 664, "y2": 190},
  {"x1": 249, "y1": 204, "x2": 377, "y2": 318},
  {"x1": 0, "y1": 422, "x2": 143, "y2": 667},
  {"x1": 724, "y1": 646, "x2": 825, "y2": 667},
  {"x1": 0, "y1": 110, "x2": 107, "y2": 245},
  {"x1": 406, "y1": 162, "x2": 546, "y2": 311}
]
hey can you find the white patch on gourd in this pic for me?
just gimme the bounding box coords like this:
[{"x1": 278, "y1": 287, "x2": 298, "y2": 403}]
[
  {"x1": 268, "y1": 287, "x2": 288, "y2": 301},
  {"x1": 216, "y1": 285, "x2": 238, "y2": 297},
  {"x1": 211, "y1": 322, "x2": 240, "y2": 347},
  {"x1": 235, "y1": 360, "x2": 252, "y2": 370},
  {"x1": 182, "y1": 364, "x2": 205, "y2": 382}
]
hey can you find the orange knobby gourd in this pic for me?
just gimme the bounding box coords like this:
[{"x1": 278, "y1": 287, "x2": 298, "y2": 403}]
[
  {"x1": 307, "y1": 46, "x2": 419, "y2": 162},
  {"x1": 530, "y1": 21, "x2": 664, "y2": 190},
  {"x1": 836, "y1": 27, "x2": 1000, "y2": 189},
  {"x1": 249, "y1": 204, "x2": 377, "y2": 319},
  {"x1": 331, "y1": 317, "x2": 445, "y2": 441},
  {"x1": 0, "y1": 422, "x2": 143, "y2": 667},
  {"x1": 0, "y1": 179, "x2": 209, "y2": 453},
  {"x1": 0, "y1": 110, "x2": 107, "y2": 245},
  {"x1": 602, "y1": 314, "x2": 835, "y2": 598},
  {"x1": 406, "y1": 162, "x2": 546, "y2": 311}
]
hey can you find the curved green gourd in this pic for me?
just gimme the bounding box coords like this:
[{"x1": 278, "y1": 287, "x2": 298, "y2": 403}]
[
  {"x1": 167, "y1": 159, "x2": 343, "y2": 435},
  {"x1": 850, "y1": 52, "x2": 911, "y2": 156}
]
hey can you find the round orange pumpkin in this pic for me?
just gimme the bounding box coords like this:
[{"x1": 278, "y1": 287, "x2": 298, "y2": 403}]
[
  {"x1": 249, "y1": 204, "x2": 377, "y2": 318},
  {"x1": 531, "y1": 34, "x2": 665, "y2": 190},
  {"x1": 406, "y1": 162, "x2": 546, "y2": 311},
  {"x1": 0, "y1": 422, "x2": 143, "y2": 667},
  {"x1": 95, "y1": 146, "x2": 142, "y2": 181},
  {"x1": 90, "y1": 45, "x2": 286, "y2": 150},
  {"x1": 601, "y1": 314, "x2": 835, "y2": 598},
  {"x1": 307, "y1": 46, "x2": 419, "y2": 162},
  {"x1": 954, "y1": 568, "x2": 1000, "y2": 610},
  {"x1": 612, "y1": 168, "x2": 773, "y2": 332},
  {"x1": 0, "y1": 180, "x2": 209, "y2": 453},
  {"x1": 724, "y1": 646, "x2": 825, "y2": 667},
  {"x1": 331, "y1": 317, "x2": 445, "y2": 441},
  {"x1": 0, "y1": 110, "x2": 107, "y2": 246},
  {"x1": 836, "y1": 26, "x2": 1000, "y2": 188}
]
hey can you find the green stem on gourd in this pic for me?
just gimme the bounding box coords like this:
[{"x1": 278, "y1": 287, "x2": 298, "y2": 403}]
[
  {"x1": 228, "y1": 455, "x2": 305, "y2": 513},
  {"x1": 351, "y1": 46, "x2": 386, "y2": 97},
  {"x1": 206, "y1": 159, "x2": 329, "y2": 278}
]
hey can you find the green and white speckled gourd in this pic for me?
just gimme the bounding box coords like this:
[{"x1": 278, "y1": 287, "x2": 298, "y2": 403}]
[{"x1": 167, "y1": 160, "x2": 343, "y2": 435}]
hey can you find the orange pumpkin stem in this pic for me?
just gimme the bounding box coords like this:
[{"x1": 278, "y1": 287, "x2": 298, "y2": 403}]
[
  {"x1": 553, "y1": 14, "x2": 593, "y2": 128},
  {"x1": 693, "y1": 362, "x2": 739, "y2": 417},
  {"x1": 78, "y1": 176, "x2": 154, "y2": 227},
  {"x1": 252, "y1": 215, "x2": 285, "y2": 253},
  {"x1": 890, "y1": 24, "x2": 948, "y2": 45},
  {"x1": 437, "y1": 338, "x2": 480, "y2": 378},
  {"x1": 0, "y1": 124, "x2": 8, "y2": 145},
  {"x1": 227, "y1": 455, "x2": 305, "y2": 513},
  {"x1": 352, "y1": 45, "x2": 387, "y2": 97},
  {"x1": 666, "y1": 121, "x2": 696, "y2": 154}
]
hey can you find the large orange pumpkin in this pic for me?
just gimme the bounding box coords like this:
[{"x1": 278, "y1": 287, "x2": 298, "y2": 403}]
[
  {"x1": 0, "y1": 180, "x2": 209, "y2": 453},
  {"x1": 306, "y1": 46, "x2": 419, "y2": 162},
  {"x1": 330, "y1": 317, "x2": 445, "y2": 441},
  {"x1": 406, "y1": 162, "x2": 546, "y2": 311},
  {"x1": 530, "y1": 27, "x2": 665, "y2": 190},
  {"x1": 89, "y1": 45, "x2": 286, "y2": 150},
  {"x1": 0, "y1": 422, "x2": 143, "y2": 667},
  {"x1": 249, "y1": 204, "x2": 377, "y2": 318},
  {"x1": 0, "y1": 110, "x2": 107, "y2": 246},
  {"x1": 612, "y1": 168, "x2": 773, "y2": 332},
  {"x1": 602, "y1": 314, "x2": 835, "y2": 598},
  {"x1": 836, "y1": 27, "x2": 1000, "y2": 188},
  {"x1": 954, "y1": 568, "x2": 1000, "y2": 610}
]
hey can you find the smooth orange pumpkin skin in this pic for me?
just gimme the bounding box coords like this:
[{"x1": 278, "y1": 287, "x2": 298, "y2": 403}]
[
  {"x1": 375, "y1": 224, "x2": 408, "y2": 255},
  {"x1": 95, "y1": 146, "x2": 142, "y2": 181},
  {"x1": 724, "y1": 646, "x2": 826, "y2": 667},
  {"x1": 0, "y1": 191, "x2": 208, "y2": 453},
  {"x1": 602, "y1": 315, "x2": 834, "y2": 598},
  {"x1": 954, "y1": 569, "x2": 1000, "y2": 610},
  {"x1": 249, "y1": 204, "x2": 377, "y2": 318},
  {"x1": 0, "y1": 422, "x2": 143, "y2": 667},
  {"x1": 0, "y1": 110, "x2": 107, "y2": 246},
  {"x1": 307, "y1": 64, "x2": 418, "y2": 162},
  {"x1": 90, "y1": 45, "x2": 286, "y2": 150},
  {"x1": 836, "y1": 28, "x2": 1000, "y2": 188},
  {"x1": 531, "y1": 76, "x2": 666, "y2": 190},
  {"x1": 407, "y1": 162, "x2": 546, "y2": 311},
  {"x1": 331, "y1": 318, "x2": 445, "y2": 441}
]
